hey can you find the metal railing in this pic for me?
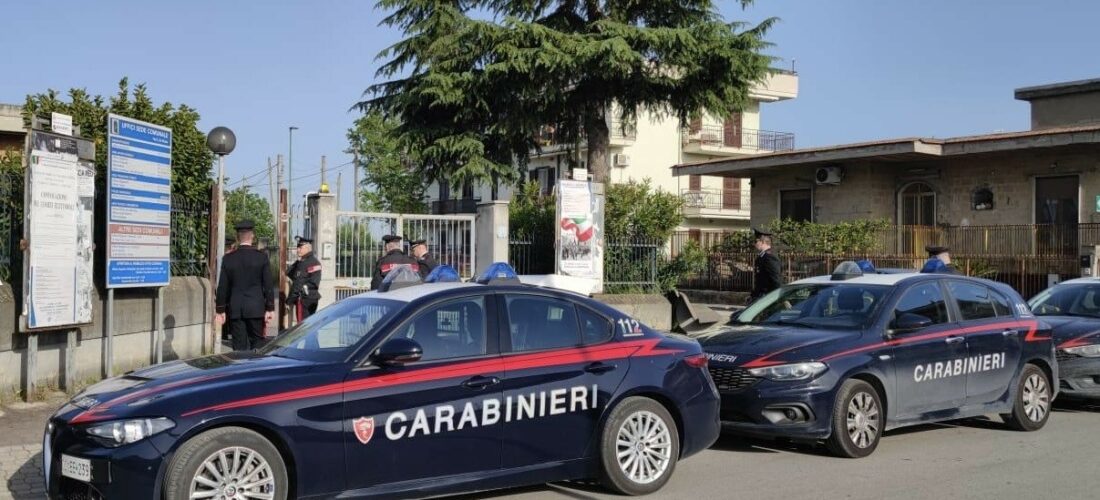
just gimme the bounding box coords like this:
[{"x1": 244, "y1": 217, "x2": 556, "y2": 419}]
[
  {"x1": 534, "y1": 118, "x2": 637, "y2": 147},
  {"x1": 683, "y1": 125, "x2": 795, "y2": 152},
  {"x1": 509, "y1": 231, "x2": 555, "y2": 275},
  {"x1": 334, "y1": 212, "x2": 477, "y2": 286},
  {"x1": 170, "y1": 197, "x2": 212, "y2": 277},
  {"x1": 604, "y1": 238, "x2": 663, "y2": 292},
  {"x1": 681, "y1": 188, "x2": 750, "y2": 211},
  {"x1": 0, "y1": 172, "x2": 22, "y2": 284}
]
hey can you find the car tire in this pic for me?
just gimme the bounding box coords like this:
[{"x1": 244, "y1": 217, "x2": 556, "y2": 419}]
[
  {"x1": 1003, "y1": 364, "x2": 1052, "y2": 432},
  {"x1": 598, "y1": 396, "x2": 680, "y2": 496},
  {"x1": 163, "y1": 426, "x2": 289, "y2": 500},
  {"x1": 825, "y1": 379, "x2": 882, "y2": 458}
]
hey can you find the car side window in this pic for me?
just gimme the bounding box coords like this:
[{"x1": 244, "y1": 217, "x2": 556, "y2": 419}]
[
  {"x1": 506, "y1": 295, "x2": 581, "y2": 352},
  {"x1": 395, "y1": 296, "x2": 488, "y2": 362},
  {"x1": 577, "y1": 306, "x2": 613, "y2": 345},
  {"x1": 947, "y1": 282, "x2": 997, "y2": 321},
  {"x1": 989, "y1": 289, "x2": 1014, "y2": 317},
  {"x1": 894, "y1": 283, "x2": 949, "y2": 326}
]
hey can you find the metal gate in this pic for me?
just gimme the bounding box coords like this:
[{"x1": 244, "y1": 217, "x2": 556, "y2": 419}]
[{"x1": 334, "y1": 211, "x2": 476, "y2": 300}]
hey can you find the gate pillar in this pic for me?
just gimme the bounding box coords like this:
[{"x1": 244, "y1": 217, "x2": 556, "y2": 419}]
[
  {"x1": 308, "y1": 192, "x2": 338, "y2": 310},
  {"x1": 476, "y1": 201, "x2": 509, "y2": 275}
]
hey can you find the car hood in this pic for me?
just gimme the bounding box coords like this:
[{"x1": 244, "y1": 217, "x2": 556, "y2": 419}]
[
  {"x1": 1037, "y1": 316, "x2": 1100, "y2": 348},
  {"x1": 694, "y1": 324, "x2": 860, "y2": 364},
  {"x1": 56, "y1": 352, "x2": 318, "y2": 424}
]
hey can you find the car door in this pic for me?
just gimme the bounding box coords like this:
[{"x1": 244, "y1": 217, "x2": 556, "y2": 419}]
[
  {"x1": 343, "y1": 294, "x2": 503, "y2": 491},
  {"x1": 498, "y1": 293, "x2": 626, "y2": 468},
  {"x1": 945, "y1": 281, "x2": 1023, "y2": 406},
  {"x1": 889, "y1": 281, "x2": 968, "y2": 419}
]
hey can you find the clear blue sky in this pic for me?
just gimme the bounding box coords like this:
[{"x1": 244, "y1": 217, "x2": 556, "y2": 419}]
[{"x1": 3, "y1": 0, "x2": 1099, "y2": 209}]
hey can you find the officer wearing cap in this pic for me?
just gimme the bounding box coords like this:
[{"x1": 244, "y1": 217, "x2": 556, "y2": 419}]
[
  {"x1": 925, "y1": 245, "x2": 961, "y2": 275},
  {"x1": 371, "y1": 234, "x2": 417, "y2": 290},
  {"x1": 287, "y1": 236, "x2": 322, "y2": 321},
  {"x1": 216, "y1": 220, "x2": 275, "y2": 350},
  {"x1": 409, "y1": 238, "x2": 439, "y2": 279},
  {"x1": 751, "y1": 228, "x2": 782, "y2": 302}
]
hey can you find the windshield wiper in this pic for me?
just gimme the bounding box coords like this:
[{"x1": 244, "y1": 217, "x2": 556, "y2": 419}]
[{"x1": 766, "y1": 319, "x2": 815, "y2": 328}]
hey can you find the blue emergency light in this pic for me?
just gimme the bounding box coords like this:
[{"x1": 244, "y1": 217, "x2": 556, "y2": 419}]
[
  {"x1": 856, "y1": 259, "x2": 876, "y2": 274},
  {"x1": 379, "y1": 265, "x2": 422, "y2": 292},
  {"x1": 475, "y1": 262, "x2": 521, "y2": 285},
  {"x1": 425, "y1": 264, "x2": 461, "y2": 283}
]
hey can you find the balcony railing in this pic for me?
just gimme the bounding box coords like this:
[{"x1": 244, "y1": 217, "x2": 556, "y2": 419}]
[
  {"x1": 534, "y1": 118, "x2": 637, "y2": 148},
  {"x1": 681, "y1": 188, "x2": 750, "y2": 212},
  {"x1": 683, "y1": 125, "x2": 795, "y2": 152},
  {"x1": 431, "y1": 198, "x2": 480, "y2": 215}
]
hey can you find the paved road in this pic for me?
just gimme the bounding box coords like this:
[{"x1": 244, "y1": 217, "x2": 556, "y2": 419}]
[{"x1": 4, "y1": 398, "x2": 1097, "y2": 499}]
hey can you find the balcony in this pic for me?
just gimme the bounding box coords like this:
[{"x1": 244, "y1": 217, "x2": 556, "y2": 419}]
[
  {"x1": 681, "y1": 188, "x2": 750, "y2": 219},
  {"x1": 431, "y1": 198, "x2": 480, "y2": 214},
  {"x1": 532, "y1": 118, "x2": 637, "y2": 153},
  {"x1": 682, "y1": 125, "x2": 795, "y2": 155}
]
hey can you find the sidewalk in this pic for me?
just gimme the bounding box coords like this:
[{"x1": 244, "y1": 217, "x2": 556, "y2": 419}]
[{"x1": 0, "y1": 393, "x2": 66, "y2": 500}]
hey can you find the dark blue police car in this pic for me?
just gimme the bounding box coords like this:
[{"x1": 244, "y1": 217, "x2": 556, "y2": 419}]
[
  {"x1": 1028, "y1": 277, "x2": 1100, "y2": 399},
  {"x1": 696, "y1": 262, "x2": 1057, "y2": 458},
  {"x1": 44, "y1": 264, "x2": 719, "y2": 499}
]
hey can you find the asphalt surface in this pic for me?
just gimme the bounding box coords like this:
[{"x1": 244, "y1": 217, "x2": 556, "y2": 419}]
[{"x1": 450, "y1": 398, "x2": 1100, "y2": 500}]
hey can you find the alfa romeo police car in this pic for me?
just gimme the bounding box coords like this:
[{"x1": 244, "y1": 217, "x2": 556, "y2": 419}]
[
  {"x1": 1028, "y1": 277, "x2": 1100, "y2": 399},
  {"x1": 696, "y1": 262, "x2": 1057, "y2": 458},
  {"x1": 43, "y1": 264, "x2": 719, "y2": 499}
]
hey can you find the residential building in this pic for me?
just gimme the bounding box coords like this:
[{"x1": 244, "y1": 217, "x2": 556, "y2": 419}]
[
  {"x1": 673, "y1": 77, "x2": 1100, "y2": 257},
  {"x1": 426, "y1": 70, "x2": 799, "y2": 233},
  {"x1": 0, "y1": 104, "x2": 24, "y2": 154}
]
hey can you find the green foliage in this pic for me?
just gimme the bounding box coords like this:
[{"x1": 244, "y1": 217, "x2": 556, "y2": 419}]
[
  {"x1": 346, "y1": 112, "x2": 428, "y2": 213},
  {"x1": 509, "y1": 181, "x2": 555, "y2": 237},
  {"x1": 657, "y1": 240, "x2": 707, "y2": 292},
  {"x1": 714, "y1": 230, "x2": 755, "y2": 253},
  {"x1": 362, "y1": 0, "x2": 775, "y2": 184},
  {"x1": 21, "y1": 78, "x2": 215, "y2": 201},
  {"x1": 225, "y1": 186, "x2": 275, "y2": 242},
  {"x1": 605, "y1": 180, "x2": 684, "y2": 241},
  {"x1": 769, "y1": 218, "x2": 892, "y2": 254}
]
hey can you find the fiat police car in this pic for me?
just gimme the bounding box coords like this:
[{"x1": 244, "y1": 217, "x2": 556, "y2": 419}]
[
  {"x1": 43, "y1": 264, "x2": 719, "y2": 499},
  {"x1": 1028, "y1": 277, "x2": 1100, "y2": 399},
  {"x1": 696, "y1": 262, "x2": 1057, "y2": 458}
]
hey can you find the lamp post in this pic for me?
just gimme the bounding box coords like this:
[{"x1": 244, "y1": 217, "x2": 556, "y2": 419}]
[
  {"x1": 288, "y1": 126, "x2": 298, "y2": 247},
  {"x1": 207, "y1": 126, "x2": 237, "y2": 282}
]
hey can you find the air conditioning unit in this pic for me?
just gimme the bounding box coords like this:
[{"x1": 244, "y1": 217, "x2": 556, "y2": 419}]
[
  {"x1": 815, "y1": 166, "x2": 844, "y2": 185},
  {"x1": 614, "y1": 154, "x2": 631, "y2": 168}
]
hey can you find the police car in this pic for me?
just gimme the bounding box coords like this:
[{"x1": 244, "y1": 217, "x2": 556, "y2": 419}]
[
  {"x1": 1028, "y1": 277, "x2": 1100, "y2": 399},
  {"x1": 696, "y1": 262, "x2": 1057, "y2": 458},
  {"x1": 43, "y1": 264, "x2": 719, "y2": 499}
]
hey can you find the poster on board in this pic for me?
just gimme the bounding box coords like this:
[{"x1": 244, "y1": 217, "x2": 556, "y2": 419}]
[{"x1": 557, "y1": 179, "x2": 598, "y2": 278}]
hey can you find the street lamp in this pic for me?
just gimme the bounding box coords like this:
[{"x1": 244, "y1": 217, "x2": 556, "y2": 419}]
[
  {"x1": 207, "y1": 126, "x2": 236, "y2": 282},
  {"x1": 288, "y1": 126, "x2": 298, "y2": 246}
]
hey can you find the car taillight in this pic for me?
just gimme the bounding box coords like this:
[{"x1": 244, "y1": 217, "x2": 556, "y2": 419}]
[{"x1": 683, "y1": 353, "x2": 708, "y2": 368}]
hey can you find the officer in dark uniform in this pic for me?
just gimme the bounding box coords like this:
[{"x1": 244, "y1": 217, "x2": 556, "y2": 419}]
[
  {"x1": 216, "y1": 220, "x2": 275, "y2": 351},
  {"x1": 410, "y1": 238, "x2": 439, "y2": 279},
  {"x1": 287, "y1": 236, "x2": 323, "y2": 321},
  {"x1": 751, "y1": 228, "x2": 782, "y2": 302},
  {"x1": 371, "y1": 234, "x2": 417, "y2": 290},
  {"x1": 925, "y1": 245, "x2": 962, "y2": 275}
]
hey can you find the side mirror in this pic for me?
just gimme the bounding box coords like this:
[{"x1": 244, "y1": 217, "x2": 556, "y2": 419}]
[
  {"x1": 372, "y1": 338, "x2": 423, "y2": 366},
  {"x1": 892, "y1": 313, "x2": 933, "y2": 333}
]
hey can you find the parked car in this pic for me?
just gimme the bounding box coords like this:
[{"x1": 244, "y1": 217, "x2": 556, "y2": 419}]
[
  {"x1": 43, "y1": 264, "x2": 719, "y2": 499},
  {"x1": 1028, "y1": 277, "x2": 1100, "y2": 399},
  {"x1": 696, "y1": 262, "x2": 1057, "y2": 458}
]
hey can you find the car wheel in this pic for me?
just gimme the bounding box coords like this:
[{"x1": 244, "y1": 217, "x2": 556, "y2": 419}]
[
  {"x1": 1003, "y1": 364, "x2": 1052, "y2": 432},
  {"x1": 163, "y1": 426, "x2": 289, "y2": 500},
  {"x1": 825, "y1": 379, "x2": 882, "y2": 458},
  {"x1": 598, "y1": 396, "x2": 680, "y2": 496}
]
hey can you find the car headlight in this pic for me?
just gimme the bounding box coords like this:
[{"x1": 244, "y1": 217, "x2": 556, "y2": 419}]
[
  {"x1": 84, "y1": 418, "x2": 175, "y2": 447},
  {"x1": 748, "y1": 362, "x2": 828, "y2": 381},
  {"x1": 1063, "y1": 344, "x2": 1100, "y2": 358}
]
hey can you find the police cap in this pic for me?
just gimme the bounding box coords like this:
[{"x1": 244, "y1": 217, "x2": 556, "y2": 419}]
[
  {"x1": 234, "y1": 219, "x2": 255, "y2": 231},
  {"x1": 382, "y1": 234, "x2": 402, "y2": 244},
  {"x1": 925, "y1": 245, "x2": 950, "y2": 257},
  {"x1": 410, "y1": 239, "x2": 427, "y2": 247},
  {"x1": 296, "y1": 236, "x2": 313, "y2": 247}
]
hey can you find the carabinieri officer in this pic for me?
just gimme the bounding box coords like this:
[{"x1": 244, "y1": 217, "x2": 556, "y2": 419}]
[{"x1": 287, "y1": 236, "x2": 322, "y2": 321}]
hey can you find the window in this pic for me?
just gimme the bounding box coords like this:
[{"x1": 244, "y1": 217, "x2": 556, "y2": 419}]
[
  {"x1": 779, "y1": 188, "x2": 812, "y2": 222},
  {"x1": 506, "y1": 296, "x2": 580, "y2": 352},
  {"x1": 578, "y1": 307, "x2": 613, "y2": 345},
  {"x1": 947, "y1": 282, "x2": 997, "y2": 321},
  {"x1": 899, "y1": 182, "x2": 936, "y2": 226},
  {"x1": 893, "y1": 283, "x2": 949, "y2": 326},
  {"x1": 261, "y1": 298, "x2": 402, "y2": 362},
  {"x1": 394, "y1": 297, "x2": 488, "y2": 362},
  {"x1": 989, "y1": 290, "x2": 1013, "y2": 317},
  {"x1": 737, "y1": 284, "x2": 890, "y2": 329}
]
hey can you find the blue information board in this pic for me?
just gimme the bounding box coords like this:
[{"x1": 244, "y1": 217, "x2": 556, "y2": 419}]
[{"x1": 106, "y1": 114, "x2": 172, "y2": 288}]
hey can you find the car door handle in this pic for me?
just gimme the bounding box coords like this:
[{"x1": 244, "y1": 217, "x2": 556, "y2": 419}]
[
  {"x1": 585, "y1": 362, "x2": 618, "y2": 374},
  {"x1": 461, "y1": 376, "x2": 501, "y2": 390},
  {"x1": 945, "y1": 336, "x2": 965, "y2": 345},
  {"x1": 1002, "y1": 329, "x2": 1019, "y2": 337}
]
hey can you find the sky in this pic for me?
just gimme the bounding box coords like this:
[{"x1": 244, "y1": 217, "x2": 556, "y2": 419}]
[{"x1": 3, "y1": 0, "x2": 1100, "y2": 210}]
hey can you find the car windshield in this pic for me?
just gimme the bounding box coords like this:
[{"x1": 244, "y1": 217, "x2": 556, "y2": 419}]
[
  {"x1": 736, "y1": 283, "x2": 890, "y2": 329},
  {"x1": 258, "y1": 297, "x2": 403, "y2": 362},
  {"x1": 1029, "y1": 284, "x2": 1100, "y2": 318}
]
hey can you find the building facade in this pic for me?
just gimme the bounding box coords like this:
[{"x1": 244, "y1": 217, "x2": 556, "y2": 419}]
[
  {"x1": 426, "y1": 71, "x2": 799, "y2": 232},
  {"x1": 0, "y1": 104, "x2": 24, "y2": 154}
]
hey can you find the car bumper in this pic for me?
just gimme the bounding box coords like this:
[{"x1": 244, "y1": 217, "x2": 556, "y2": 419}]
[
  {"x1": 1057, "y1": 356, "x2": 1100, "y2": 399},
  {"x1": 678, "y1": 382, "x2": 722, "y2": 459},
  {"x1": 44, "y1": 419, "x2": 169, "y2": 499},
  {"x1": 718, "y1": 381, "x2": 836, "y2": 441}
]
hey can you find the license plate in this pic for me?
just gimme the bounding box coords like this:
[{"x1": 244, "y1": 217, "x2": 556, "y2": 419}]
[{"x1": 61, "y1": 454, "x2": 91, "y2": 482}]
